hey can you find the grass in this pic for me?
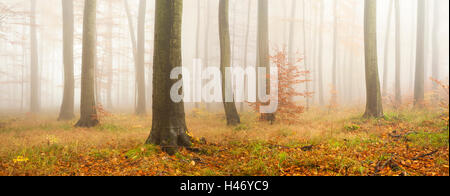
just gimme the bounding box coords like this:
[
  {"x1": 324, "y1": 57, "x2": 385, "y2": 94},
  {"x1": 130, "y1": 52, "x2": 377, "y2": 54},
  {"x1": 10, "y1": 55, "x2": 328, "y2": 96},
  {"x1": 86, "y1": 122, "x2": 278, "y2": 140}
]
[{"x1": 0, "y1": 107, "x2": 448, "y2": 176}]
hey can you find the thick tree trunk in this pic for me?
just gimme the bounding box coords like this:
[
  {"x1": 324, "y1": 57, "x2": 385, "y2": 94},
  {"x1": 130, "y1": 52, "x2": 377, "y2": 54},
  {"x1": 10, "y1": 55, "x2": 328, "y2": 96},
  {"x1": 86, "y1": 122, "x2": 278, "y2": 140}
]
[
  {"x1": 75, "y1": 0, "x2": 99, "y2": 127},
  {"x1": 414, "y1": 0, "x2": 425, "y2": 107},
  {"x1": 58, "y1": 0, "x2": 75, "y2": 121},
  {"x1": 30, "y1": 0, "x2": 40, "y2": 113},
  {"x1": 382, "y1": 0, "x2": 394, "y2": 96},
  {"x1": 394, "y1": 0, "x2": 401, "y2": 105},
  {"x1": 146, "y1": 0, "x2": 191, "y2": 155},
  {"x1": 135, "y1": 0, "x2": 147, "y2": 115},
  {"x1": 219, "y1": 0, "x2": 241, "y2": 126},
  {"x1": 256, "y1": 0, "x2": 275, "y2": 122},
  {"x1": 363, "y1": 0, "x2": 384, "y2": 118}
]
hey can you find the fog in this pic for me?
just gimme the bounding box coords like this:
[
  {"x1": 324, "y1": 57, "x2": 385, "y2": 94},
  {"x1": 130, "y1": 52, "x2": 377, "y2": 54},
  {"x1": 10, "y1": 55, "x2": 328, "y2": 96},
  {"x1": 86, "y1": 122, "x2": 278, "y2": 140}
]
[{"x1": 0, "y1": 0, "x2": 449, "y2": 114}]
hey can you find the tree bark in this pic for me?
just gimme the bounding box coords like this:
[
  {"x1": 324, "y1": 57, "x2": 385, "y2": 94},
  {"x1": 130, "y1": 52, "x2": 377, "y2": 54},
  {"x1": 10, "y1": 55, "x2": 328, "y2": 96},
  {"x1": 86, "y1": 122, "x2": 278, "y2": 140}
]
[
  {"x1": 146, "y1": 0, "x2": 191, "y2": 155},
  {"x1": 30, "y1": 0, "x2": 40, "y2": 113},
  {"x1": 414, "y1": 0, "x2": 425, "y2": 107},
  {"x1": 363, "y1": 0, "x2": 384, "y2": 118},
  {"x1": 135, "y1": 0, "x2": 147, "y2": 115},
  {"x1": 58, "y1": 0, "x2": 75, "y2": 121},
  {"x1": 75, "y1": 0, "x2": 99, "y2": 127},
  {"x1": 317, "y1": 0, "x2": 324, "y2": 106},
  {"x1": 219, "y1": 0, "x2": 241, "y2": 126},
  {"x1": 382, "y1": 0, "x2": 394, "y2": 96},
  {"x1": 431, "y1": 0, "x2": 440, "y2": 90},
  {"x1": 394, "y1": 0, "x2": 401, "y2": 105},
  {"x1": 256, "y1": 0, "x2": 275, "y2": 122}
]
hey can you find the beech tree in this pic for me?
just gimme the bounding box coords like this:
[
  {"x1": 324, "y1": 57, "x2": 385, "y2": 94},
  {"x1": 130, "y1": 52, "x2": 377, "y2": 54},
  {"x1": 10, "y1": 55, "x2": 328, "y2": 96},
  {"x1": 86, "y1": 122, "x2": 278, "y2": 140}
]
[
  {"x1": 363, "y1": 0, "x2": 384, "y2": 118},
  {"x1": 58, "y1": 0, "x2": 75, "y2": 121},
  {"x1": 146, "y1": 0, "x2": 191, "y2": 155},
  {"x1": 30, "y1": 0, "x2": 39, "y2": 113},
  {"x1": 219, "y1": 0, "x2": 240, "y2": 126},
  {"x1": 135, "y1": 0, "x2": 147, "y2": 115},
  {"x1": 414, "y1": 0, "x2": 425, "y2": 107},
  {"x1": 75, "y1": 0, "x2": 99, "y2": 127}
]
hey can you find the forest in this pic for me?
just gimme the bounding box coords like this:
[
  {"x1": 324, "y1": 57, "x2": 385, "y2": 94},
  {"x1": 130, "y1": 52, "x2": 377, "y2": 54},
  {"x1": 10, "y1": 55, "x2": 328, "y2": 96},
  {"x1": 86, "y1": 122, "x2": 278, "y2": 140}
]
[{"x1": 0, "y1": 0, "x2": 448, "y2": 177}]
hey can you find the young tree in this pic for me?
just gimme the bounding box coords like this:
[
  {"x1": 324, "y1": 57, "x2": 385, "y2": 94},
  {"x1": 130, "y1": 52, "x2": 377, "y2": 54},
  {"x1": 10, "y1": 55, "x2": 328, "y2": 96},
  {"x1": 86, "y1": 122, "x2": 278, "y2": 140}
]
[
  {"x1": 135, "y1": 0, "x2": 147, "y2": 115},
  {"x1": 146, "y1": 0, "x2": 191, "y2": 155},
  {"x1": 219, "y1": 0, "x2": 241, "y2": 126},
  {"x1": 256, "y1": 0, "x2": 275, "y2": 122},
  {"x1": 30, "y1": 0, "x2": 40, "y2": 113},
  {"x1": 240, "y1": 0, "x2": 252, "y2": 112},
  {"x1": 394, "y1": 0, "x2": 401, "y2": 105},
  {"x1": 58, "y1": 0, "x2": 75, "y2": 121},
  {"x1": 363, "y1": 0, "x2": 384, "y2": 118},
  {"x1": 317, "y1": 0, "x2": 325, "y2": 106},
  {"x1": 414, "y1": 0, "x2": 425, "y2": 107},
  {"x1": 431, "y1": 0, "x2": 441, "y2": 90},
  {"x1": 382, "y1": 0, "x2": 394, "y2": 96},
  {"x1": 75, "y1": 0, "x2": 99, "y2": 127}
]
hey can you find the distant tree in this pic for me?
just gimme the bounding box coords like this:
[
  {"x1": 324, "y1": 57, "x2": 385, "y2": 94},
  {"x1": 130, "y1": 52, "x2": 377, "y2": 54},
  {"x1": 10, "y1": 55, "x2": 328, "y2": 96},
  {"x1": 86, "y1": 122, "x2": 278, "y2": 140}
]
[
  {"x1": 317, "y1": 0, "x2": 325, "y2": 106},
  {"x1": 75, "y1": 0, "x2": 99, "y2": 127},
  {"x1": 58, "y1": 0, "x2": 75, "y2": 121},
  {"x1": 431, "y1": 0, "x2": 441, "y2": 90},
  {"x1": 394, "y1": 0, "x2": 401, "y2": 105},
  {"x1": 414, "y1": 0, "x2": 425, "y2": 107},
  {"x1": 30, "y1": 0, "x2": 39, "y2": 113},
  {"x1": 382, "y1": 0, "x2": 394, "y2": 97},
  {"x1": 331, "y1": 0, "x2": 338, "y2": 106},
  {"x1": 219, "y1": 0, "x2": 241, "y2": 126},
  {"x1": 146, "y1": 0, "x2": 191, "y2": 155},
  {"x1": 256, "y1": 0, "x2": 275, "y2": 122},
  {"x1": 240, "y1": 0, "x2": 252, "y2": 112},
  {"x1": 363, "y1": 0, "x2": 384, "y2": 118},
  {"x1": 135, "y1": 0, "x2": 147, "y2": 115}
]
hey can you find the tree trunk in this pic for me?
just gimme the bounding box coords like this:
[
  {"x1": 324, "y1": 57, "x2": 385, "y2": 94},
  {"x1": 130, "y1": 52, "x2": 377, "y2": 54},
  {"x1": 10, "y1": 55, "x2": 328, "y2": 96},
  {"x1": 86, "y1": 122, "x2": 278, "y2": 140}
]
[
  {"x1": 382, "y1": 0, "x2": 394, "y2": 96},
  {"x1": 394, "y1": 0, "x2": 401, "y2": 105},
  {"x1": 414, "y1": 0, "x2": 425, "y2": 107},
  {"x1": 75, "y1": 0, "x2": 99, "y2": 127},
  {"x1": 106, "y1": 0, "x2": 113, "y2": 110},
  {"x1": 431, "y1": 0, "x2": 440, "y2": 90},
  {"x1": 331, "y1": 0, "x2": 338, "y2": 105},
  {"x1": 317, "y1": 0, "x2": 324, "y2": 106},
  {"x1": 30, "y1": 0, "x2": 40, "y2": 113},
  {"x1": 363, "y1": 0, "x2": 384, "y2": 118},
  {"x1": 219, "y1": 0, "x2": 241, "y2": 126},
  {"x1": 58, "y1": 0, "x2": 75, "y2": 121},
  {"x1": 204, "y1": 0, "x2": 211, "y2": 111},
  {"x1": 240, "y1": 0, "x2": 252, "y2": 113},
  {"x1": 256, "y1": 0, "x2": 275, "y2": 122},
  {"x1": 135, "y1": 0, "x2": 147, "y2": 115},
  {"x1": 146, "y1": 0, "x2": 191, "y2": 155}
]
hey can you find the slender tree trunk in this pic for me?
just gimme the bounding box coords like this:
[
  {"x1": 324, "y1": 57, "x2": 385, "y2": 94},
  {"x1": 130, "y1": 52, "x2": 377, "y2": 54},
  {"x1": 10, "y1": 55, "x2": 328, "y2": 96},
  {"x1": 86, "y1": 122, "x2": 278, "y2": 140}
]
[
  {"x1": 363, "y1": 0, "x2": 384, "y2": 118},
  {"x1": 194, "y1": 0, "x2": 201, "y2": 108},
  {"x1": 414, "y1": 0, "x2": 425, "y2": 107},
  {"x1": 135, "y1": 0, "x2": 147, "y2": 115},
  {"x1": 431, "y1": 0, "x2": 440, "y2": 90},
  {"x1": 204, "y1": 0, "x2": 211, "y2": 111},
  {"x1": 394, "y1": 0, "x2": 401, "y2": 106},
  {"x1": 240, "y1": 0, "x2": 251, "y2": 113},
  {"x1": 219, "y1": 0, "x2": 241, "y2": 126},
  {"x1": 58, "y1": 0, "x2": 75, "y2": 121},
  {"x1": 331, "y1": 0, "x2": 338, "y2": 105},
  {"x1": 146, "y1": 0, "x2": 191, "y2": 155},
  {"x1": 75, "y1": 0, "x2": 99, "y2": 127},
  {"x1": 317, "y1": 0, "x2": 324, "y2": 106},
  {"x1": 382, "y1": 0, "x2": 394, "y2": 96},
  {"x1": 106, "y1": 0, "x2": 113, "y2": 110},
  {"x1": 30, "y1": 0, "x2": 39, "y2": 113},
  {"x1": 257, "y1": 0, "x2": 275, "y2": 122}
]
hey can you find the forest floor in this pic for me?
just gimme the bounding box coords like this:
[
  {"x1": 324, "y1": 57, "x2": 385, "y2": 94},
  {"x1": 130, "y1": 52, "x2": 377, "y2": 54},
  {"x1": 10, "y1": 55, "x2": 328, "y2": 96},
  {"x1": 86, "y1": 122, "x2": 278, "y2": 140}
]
[{"x1": 0, "y1": 107, "x2": 448, "y2": 176}]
